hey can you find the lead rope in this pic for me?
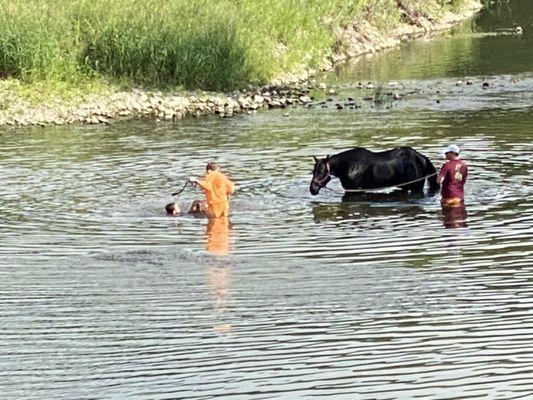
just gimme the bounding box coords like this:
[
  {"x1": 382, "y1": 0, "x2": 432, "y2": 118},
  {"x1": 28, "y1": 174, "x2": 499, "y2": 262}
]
[
  {"x1": 323, "y1": 172, "x2": 438, "y2": 194},
  {"x1": 172, "y1": 180, "x2": 191, "y2": 196}
]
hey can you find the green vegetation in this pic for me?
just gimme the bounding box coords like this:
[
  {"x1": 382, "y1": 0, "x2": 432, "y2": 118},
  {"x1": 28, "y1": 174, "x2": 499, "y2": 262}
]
[
  {"x1": 0, "y1": 0, "x2": 474, "y2": 96},
  {"x1": 372, "y1": 84, "x2": 388, "y2": 105}
]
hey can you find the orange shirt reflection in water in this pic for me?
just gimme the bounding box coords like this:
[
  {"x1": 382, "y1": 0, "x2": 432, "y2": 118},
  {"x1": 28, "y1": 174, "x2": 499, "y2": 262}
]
[
  {"x1": 206, "y1": 216, "x2": 232, "y2": 256},
  {"x1": 205, "y1": 217, "x2": 233, "y2": 333}
]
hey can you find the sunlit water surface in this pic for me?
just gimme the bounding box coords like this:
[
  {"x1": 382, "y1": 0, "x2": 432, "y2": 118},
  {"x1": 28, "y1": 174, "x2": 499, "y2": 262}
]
[{"x1": 1, "y1": 2, "x2": 532, "y2": 399}]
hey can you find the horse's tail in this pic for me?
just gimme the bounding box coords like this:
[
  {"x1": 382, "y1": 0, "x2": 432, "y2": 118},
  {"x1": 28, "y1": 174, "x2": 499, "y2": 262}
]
[{"x1": 423, "y1": 155, "x2": 440, "y2": 194}]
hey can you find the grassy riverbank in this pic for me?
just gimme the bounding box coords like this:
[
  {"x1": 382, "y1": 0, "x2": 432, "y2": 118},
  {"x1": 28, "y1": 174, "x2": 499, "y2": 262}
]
[
  {"x1": 0, "y1": 0, "x2": 481, "y2": 125},
  {"x1": 1, "y1": 1, "x2": 478, "y2": 89}
]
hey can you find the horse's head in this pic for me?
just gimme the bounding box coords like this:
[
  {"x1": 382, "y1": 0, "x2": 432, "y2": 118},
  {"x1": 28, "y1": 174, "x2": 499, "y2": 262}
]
[{"x1": 310, "y1": 155, "x2": 331, "y2": 195}]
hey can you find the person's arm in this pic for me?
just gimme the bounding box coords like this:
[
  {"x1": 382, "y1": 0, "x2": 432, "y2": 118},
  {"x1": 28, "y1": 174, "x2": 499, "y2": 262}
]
[
  {"x1": 190, "y1": 175, "x2": 212, "y2": 191},
  {"x1": 437, "y1": 163, "x2": 447, "y2": 185},
  {"x1": 226, "y1": 177, "x2": 235, "y2": 196}
]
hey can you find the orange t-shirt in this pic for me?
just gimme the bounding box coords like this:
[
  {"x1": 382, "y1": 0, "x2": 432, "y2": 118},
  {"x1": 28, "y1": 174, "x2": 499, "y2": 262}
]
[{"x1": 197, "y1": 170, "x2": 235, "y2": 218}]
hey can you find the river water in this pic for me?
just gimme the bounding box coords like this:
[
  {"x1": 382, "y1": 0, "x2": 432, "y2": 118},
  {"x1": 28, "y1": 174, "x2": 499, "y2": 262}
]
[{"x1": 1, "y1": 2, "x2": 532, "y2": 399}]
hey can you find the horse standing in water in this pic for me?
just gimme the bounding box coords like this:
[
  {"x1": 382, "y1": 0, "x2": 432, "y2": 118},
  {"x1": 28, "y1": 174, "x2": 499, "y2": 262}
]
[{"x1": 310, "y1": 146, "x2": 440, "y2": 195}]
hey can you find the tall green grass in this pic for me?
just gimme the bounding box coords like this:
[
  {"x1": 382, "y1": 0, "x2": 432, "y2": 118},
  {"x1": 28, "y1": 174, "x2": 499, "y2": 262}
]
[
  {"x1": 0, "y1": 5, "x2": 75, "y2": 81},
  {"x1": 0, "y1": 0, "x2": 474, "y2": 92}
]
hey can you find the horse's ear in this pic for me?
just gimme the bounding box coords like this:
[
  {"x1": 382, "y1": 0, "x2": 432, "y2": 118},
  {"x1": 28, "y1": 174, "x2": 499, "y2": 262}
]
[
  {"x1": 313, "y1": 155, "x2": 318, "y2": 163},
  {"x1": 326, "y1": 155, "x2": 330, "y2": 161}
]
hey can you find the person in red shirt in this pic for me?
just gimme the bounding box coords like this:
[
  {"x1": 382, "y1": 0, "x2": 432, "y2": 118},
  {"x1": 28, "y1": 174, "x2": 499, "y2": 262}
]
[
  {"x1": 189, "y1": 162, "x2": 235, "y2": 218},
  {"x1": 437, "y1": 144, "x2": 468, "y2": 207}
]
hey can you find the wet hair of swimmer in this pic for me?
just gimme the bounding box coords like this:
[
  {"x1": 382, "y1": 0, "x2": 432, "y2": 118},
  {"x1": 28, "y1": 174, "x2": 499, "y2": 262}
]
[
  {"x1": 205, "y1": 162, "x2": 219, "y2": 172},
  {"x1": 165, "y1": 202, "x2": 181, "y2": 215}
]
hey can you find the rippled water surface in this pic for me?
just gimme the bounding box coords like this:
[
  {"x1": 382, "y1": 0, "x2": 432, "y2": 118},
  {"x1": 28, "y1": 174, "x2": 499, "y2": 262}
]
[{"x1": 1, "y1": 2, "x2": 533, "y2": 399}]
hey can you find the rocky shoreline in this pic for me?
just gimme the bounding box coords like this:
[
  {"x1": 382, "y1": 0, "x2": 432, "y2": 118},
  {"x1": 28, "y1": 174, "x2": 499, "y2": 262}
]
[{"x1": 0, "y1": 1, "x2": 482, "y2": 127}]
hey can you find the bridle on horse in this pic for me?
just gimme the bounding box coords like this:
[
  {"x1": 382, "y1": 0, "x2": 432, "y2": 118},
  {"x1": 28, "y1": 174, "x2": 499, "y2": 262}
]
[{"x1": 311, "y1": 160, "x2": 332, "y2": 189}]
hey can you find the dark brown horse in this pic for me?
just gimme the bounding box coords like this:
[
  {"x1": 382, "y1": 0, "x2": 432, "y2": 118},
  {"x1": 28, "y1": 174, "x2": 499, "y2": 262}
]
[{"x1": 310, "y1": 146, "x2": 440, "y2": 195}]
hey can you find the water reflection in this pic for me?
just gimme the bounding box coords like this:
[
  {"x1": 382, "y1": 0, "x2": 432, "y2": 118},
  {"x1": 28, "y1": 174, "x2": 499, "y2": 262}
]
[
  {"x1": 205, "y1": 217, "x2": 232, "y2": 256},
  {"x1": 313, "y1": 191, "x2": 469, "y2": 230},
  {"x1": 441, "y1": 203, "x2": 468, "y2": 229},
  {"x1": 1, "y1": 1, "x2": 533, "y2": 397},
  {"x1": 206, "y1": 261, "x2": 232, "y2": 334},
  {"x1": 341, "y1": 190, "x2": 426, "y2": 203},
  {"x1": 205, "y1": 217, "x2": 233, "y2": 333},
  {"x1": 311, "y1": 191, "x2": 428, "y2": 223},
  {"x1": 332, "y1": 0, "x2": 533, "y2": 83}
]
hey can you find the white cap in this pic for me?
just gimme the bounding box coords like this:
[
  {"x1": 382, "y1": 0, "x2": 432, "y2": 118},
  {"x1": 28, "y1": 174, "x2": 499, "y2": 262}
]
[{"x1": 444, "y1": 144, "x2": 460, "y2": 154}]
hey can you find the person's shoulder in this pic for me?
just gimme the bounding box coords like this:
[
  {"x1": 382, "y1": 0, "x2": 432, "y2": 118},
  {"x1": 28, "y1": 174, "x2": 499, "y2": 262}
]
[
  {"x1": 213, "y1": 170, "x2": 226, "y2": 179},
  {"x1": 225, "y1": 174, "x2": 235, "y2": 185},
  {"x1": 218, "y1": 170, "x2": 233, "y2": 180}
]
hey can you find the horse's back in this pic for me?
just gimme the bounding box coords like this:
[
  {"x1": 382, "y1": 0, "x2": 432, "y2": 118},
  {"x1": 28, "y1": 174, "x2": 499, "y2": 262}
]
[
  {"x1": 379, "y1": 146, "x2": 418, "y2": 159},
  {"x1": 337, "y1": 146, "x2": 373, "y2": 159},
  {"x1": 339, "y1": 146, "x2": 417, "y2": 162}
]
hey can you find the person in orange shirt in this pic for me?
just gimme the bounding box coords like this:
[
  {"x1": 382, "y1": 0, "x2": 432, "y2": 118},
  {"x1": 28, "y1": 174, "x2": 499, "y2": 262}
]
[{"x1": 189, "y1": 162, "x2": 235, "y2": 218}]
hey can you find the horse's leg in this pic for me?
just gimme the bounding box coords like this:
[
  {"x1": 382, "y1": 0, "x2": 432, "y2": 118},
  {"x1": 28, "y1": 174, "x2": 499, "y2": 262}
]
[
  {"x1": 399, "y1": 162, "x2": 421, "y2": 193},
  {"x1": 425, "y1": 160, "x2": 440, "y2": 196},
  {"x1": 407, "y1": 180, "x2": 425, "y2": 193},
  {"x1": 406, "y1": 150, "x2": 428, "y2": 194},
  {"x1": 407, "y1": 166, "x2": 425, "y2": 193}
]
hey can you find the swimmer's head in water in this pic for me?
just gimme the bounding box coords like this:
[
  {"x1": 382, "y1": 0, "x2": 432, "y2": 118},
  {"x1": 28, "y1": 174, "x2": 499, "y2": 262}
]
[
  {"x1": 189, "y1": 200, "x2": 208, "y2": 214},
  {"x1": 206, "y1": 162, "x2": 219, "y2": 172},
  {"x1": 165, "y1": 202, "x2": 181, "y2": 215}
]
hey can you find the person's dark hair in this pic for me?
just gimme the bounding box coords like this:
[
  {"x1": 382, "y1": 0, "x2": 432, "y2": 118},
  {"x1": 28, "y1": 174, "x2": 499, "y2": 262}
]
[
  {"x1": 165, "y1": 202, "x2": 177, "y2": 214},
  {"x1": 206, "y1": 162, "x2": 219, "y2": 171}
]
